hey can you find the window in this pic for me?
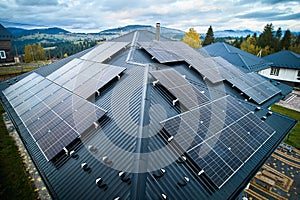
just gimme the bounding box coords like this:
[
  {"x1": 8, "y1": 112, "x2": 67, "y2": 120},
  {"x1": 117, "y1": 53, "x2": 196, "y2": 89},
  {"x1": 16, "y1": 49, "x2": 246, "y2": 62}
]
[
  {"x1": 0, "y1": 50, "x2": 6, "y2": 59},
  {"x1": 270, "y1": 67, "x2": 280, "y2": 76}
]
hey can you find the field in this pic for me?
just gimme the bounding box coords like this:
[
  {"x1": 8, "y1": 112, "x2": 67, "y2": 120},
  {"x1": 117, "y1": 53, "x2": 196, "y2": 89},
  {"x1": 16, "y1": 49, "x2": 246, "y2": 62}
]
[{"x1": 271, "y1": 104, "x2": 300, "y2": 149}]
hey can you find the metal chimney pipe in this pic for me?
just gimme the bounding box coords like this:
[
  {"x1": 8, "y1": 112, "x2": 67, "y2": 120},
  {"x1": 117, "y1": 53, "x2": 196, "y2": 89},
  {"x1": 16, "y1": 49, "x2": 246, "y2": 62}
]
[{"x1": 156, "y1": 23, "x2": 160, "y2": 41}]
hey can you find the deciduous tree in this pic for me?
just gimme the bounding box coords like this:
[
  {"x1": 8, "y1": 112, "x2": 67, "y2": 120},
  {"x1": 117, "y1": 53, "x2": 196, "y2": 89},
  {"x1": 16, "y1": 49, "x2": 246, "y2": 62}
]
[{"x1": 182, "y1": 28, "x2": 202, "y2": 48}]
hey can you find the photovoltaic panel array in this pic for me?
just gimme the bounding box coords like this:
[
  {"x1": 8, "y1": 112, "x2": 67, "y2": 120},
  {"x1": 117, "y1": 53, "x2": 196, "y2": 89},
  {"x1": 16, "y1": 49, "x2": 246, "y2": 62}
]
[
  {"x1": 47, "y1": 58, "x2": 126, "y2": 99},
  {"x1": 150, "y1": 69, "x2": 209, "y2": 110},
  {"x1": 3, "y1": 72, "x2": 106, "y2": 161},
  {"x1": 227, "y1": 72, "x2": 281, "y2": 104},
  {"x1": 160, "y1": 95, "x2": 276, "y2": 188},
  {"x1": 139, "y1": 41, "x2": 185, "y2": 63},
  {"x1": 140, "y1": 41, "x2": 244, "y2": 84},
  {"x1": 80, "y1": 42, "x2": 129, "y2": 62}
]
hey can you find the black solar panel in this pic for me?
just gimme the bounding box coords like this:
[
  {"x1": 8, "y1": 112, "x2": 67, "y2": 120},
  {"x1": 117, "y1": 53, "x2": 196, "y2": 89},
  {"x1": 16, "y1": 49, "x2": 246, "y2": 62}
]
[
  {"x1": 47, "y1": 58, "x2": 126, "y2": 99},
  {"x1": 3, "y1": 72, "x2": 107, "y2": 161},
  {"x1": 161, "y1": 95, "x2": 276, "y2": 188},
  {"x1": 140, "y1": 41, "x2": 245, "y2": 84},
  {"x1": 227, "y1": 72, "x2": 281, "y2": 104},
  {"x1": 80, "y1": 42, "x2": 129, "y2": 62},
  {"x1": 150, "y1": 69, "x2": 209, "y2": 110}
]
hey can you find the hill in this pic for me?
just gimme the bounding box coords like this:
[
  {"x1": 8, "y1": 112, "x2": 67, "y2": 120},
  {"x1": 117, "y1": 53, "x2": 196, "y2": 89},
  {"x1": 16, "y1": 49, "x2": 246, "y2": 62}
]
[{"x1": 7, "y1": 27, "x2": 70, "y2": 37}]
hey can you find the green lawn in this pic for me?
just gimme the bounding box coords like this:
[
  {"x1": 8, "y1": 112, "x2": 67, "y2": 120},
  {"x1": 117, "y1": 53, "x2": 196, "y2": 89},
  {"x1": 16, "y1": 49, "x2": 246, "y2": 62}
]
[
  {"x1": 0, "y1": 104, "x2": 37, "y2": 200},
  {"x1": 271, "y1": 104, "x2": 300, "y2": 149}
]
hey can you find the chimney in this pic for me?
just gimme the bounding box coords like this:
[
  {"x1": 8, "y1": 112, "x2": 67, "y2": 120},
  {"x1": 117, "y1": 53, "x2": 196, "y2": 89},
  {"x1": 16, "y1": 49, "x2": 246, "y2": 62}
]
[{"x1": 156, "y1": 23, "x2": 160, "y2": 41}]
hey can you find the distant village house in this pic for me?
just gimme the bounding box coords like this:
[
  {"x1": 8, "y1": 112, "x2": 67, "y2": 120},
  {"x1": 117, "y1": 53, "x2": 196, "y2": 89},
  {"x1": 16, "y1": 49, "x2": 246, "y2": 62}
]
[{"x1": 0, "y1": 24, "x2": 14, "y2": 64}]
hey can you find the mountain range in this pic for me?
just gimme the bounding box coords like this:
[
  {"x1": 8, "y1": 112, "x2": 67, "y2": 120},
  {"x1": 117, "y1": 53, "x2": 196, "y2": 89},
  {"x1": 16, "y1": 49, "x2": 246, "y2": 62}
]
[{"x1": 6, "y1": 25, "x2": 299, "y2": 39}]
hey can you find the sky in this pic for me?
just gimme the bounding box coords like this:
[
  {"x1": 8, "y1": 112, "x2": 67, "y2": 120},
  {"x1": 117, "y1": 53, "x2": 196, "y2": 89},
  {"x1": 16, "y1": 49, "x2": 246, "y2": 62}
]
[{"x1": 0, "y1": 0, "x2": 299, "y2": 33}]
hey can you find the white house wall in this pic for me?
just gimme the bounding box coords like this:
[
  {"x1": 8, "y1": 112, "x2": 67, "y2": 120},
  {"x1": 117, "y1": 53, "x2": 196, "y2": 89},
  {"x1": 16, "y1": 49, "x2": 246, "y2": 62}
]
[{"x1": 259, "y1": 68, "x2": 300, "y2": 83}]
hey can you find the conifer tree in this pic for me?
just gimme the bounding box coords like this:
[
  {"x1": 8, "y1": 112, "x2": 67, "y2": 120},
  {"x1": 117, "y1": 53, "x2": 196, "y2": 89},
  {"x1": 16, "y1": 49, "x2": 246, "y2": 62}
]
[{"x1": 203, "y1": 26, "x2": 214, "y2": 46}]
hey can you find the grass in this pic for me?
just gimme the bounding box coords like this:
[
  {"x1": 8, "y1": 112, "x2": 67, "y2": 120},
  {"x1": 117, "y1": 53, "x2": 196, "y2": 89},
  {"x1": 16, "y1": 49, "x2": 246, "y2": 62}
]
[
  {"x1": 0, "y1": 66, "x2": 37, "y2": 76},
  {"x1": 271, "y1": 104, "x2": 300, "y2": 149},
  {"x1": 0, "y1": 104, "x2": 37, "y2": 200}
]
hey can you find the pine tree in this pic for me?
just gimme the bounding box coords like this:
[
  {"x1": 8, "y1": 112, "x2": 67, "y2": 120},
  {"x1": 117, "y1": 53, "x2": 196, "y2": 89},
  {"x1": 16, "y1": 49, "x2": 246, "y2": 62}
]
[
  {"x1": 281, "y1": 29, "x2": 292, "y2": 49},
  {"x1": 257, "y1": 23, "x2": 275, "y2": 48},
  {"x1": 203, "y1": 26, "x2": 214, "y2": 46},
  {"x1": 182, "y1": 28, "x2": 202, "y2": 48}
]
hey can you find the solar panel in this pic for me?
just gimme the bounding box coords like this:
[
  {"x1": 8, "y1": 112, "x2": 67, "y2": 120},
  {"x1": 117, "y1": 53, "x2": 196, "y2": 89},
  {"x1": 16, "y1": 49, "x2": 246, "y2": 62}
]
[
  {"x1": 227, "y1": 72, "x2": 281, "y2": 104},
  {"x1": 140, "y1": 41, "x2": 242, "y2": 84},
  {"x1": 140, "y1": 41, "x2": 185, "y2": 63},
  {"x1": 150, "y1": 69, "x2": 209, "y2": 110},
  {"x1": 47, "y1": 59, "x2": 126, "y2": 99},
  {"x1": 160, "y1": 95, "x2": 276, "y2": 188},
  {"x1": 80, "y1": 42, "x2": 129, "y2": 62},
  {"x1": 3, "y1": 72, "x2": 107, "y2": 161}
]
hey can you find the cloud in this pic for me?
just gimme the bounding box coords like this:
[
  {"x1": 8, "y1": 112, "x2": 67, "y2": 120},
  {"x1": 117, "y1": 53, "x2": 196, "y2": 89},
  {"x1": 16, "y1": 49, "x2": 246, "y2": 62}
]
[
  {"x1": 1, "y1": 0, "x2": 299, "y2": 32},
  {"x1": 15, "y1": 0, "x2": 58, "y2": 6},
  {"x1": 236, "y1": 11, "x2": 300, "y2": 21}
]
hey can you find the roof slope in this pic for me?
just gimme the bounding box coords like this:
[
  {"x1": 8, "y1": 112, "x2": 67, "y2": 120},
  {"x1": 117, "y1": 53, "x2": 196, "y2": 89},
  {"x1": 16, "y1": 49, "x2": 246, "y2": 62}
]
[
  {"x1": 0, "y1": 30, "x2": 296, "y2": 200},
  {"x1": 264, "y1": 50, "x2": 300, "y2": 69},
  {"x1": 199, "y1": 42, "x2": 271, "y2": 72},
  {"x1": 0, "y1": 24, "x2": 14, "y2": 40}
]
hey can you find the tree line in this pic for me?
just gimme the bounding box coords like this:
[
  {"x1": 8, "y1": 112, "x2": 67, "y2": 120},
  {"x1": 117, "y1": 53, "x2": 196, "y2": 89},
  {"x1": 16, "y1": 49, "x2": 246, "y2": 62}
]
[
  {"x1": 182, "y1": 24, "x2": 300, "y2": 56},
  {"x1": 17, "y1": 40, "x2": 98, "y2": 63}
]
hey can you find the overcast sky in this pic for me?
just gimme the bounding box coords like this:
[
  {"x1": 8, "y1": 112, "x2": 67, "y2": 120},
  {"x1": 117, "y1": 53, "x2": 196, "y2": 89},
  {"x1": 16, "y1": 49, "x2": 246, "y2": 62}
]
[{"x1": 1, "y1": 0, "x2": 299, "y2": 33}]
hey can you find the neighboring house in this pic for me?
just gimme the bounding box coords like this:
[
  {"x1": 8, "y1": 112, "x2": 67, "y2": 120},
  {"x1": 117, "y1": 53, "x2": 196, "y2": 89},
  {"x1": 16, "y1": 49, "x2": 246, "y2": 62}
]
[
  {"x1": 199, "y1": 42, "x2": 271, "y2": 73},
  {"x1": 258, "y1": 50, "x2": 300, "y2": 88},
  {"x1": 0, "y1": 28, "x2": 296, "y2": 200},
  {"x1": 0, "y1": 24, "x2": 14, "y2": 63}
]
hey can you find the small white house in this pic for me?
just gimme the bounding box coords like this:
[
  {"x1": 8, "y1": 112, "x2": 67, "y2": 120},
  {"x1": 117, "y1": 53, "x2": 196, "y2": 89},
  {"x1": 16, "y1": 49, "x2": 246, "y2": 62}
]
[{"x1": 258, "y1": 50, "x2": 300, "y2": 88}]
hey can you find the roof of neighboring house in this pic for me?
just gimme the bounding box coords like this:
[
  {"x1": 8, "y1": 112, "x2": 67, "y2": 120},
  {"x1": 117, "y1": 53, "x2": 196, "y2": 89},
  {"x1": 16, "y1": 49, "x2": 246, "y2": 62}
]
[
  {"x1": 0, "y1": 30, "x2": 296, "y2": 200},
  {"x1": 199, "y1": 42, "x2": 271, "y2": 72},
  {"x1": 264, "y1": 50, "x2": 300, "y2": 69},
  {"x1": 0, "y1": 24, "x2": 14, "y2": 40}
]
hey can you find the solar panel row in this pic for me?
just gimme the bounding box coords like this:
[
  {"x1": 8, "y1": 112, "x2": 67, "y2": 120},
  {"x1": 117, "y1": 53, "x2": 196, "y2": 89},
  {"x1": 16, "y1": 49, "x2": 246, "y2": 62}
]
[
  {"x1": 3, "y1": 73, "x2": 106, "y2": 161},
  {"x1": 150, "y1": 69, "x2": 209, "y2": 110},
  {"x1": 227, "y1": 72, "x2": 281, "y2": 104},
  {"x1": 160, "y1": 95, "x2": 275, "y2": 188},
  {"x1": 81, "y1": 42, "x2": 129, "y2": 62},
  {"x1": 140, "y1": 41, "x2": 245, "y2": 84},
  {"x1": 141, "y1": 41, "x2": 281, "y2": 104},
  {"x1": 47, "y1": 58, "x2": 126, "y2": 99}
]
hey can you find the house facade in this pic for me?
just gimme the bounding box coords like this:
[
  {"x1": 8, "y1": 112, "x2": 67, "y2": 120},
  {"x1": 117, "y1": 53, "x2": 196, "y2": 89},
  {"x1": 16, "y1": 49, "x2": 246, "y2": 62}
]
[
  {"x1": 0, "y1": 24, "x2": 14, "y2": 63},
  {"x1": 258, "y1": 50, "x2": 300, "y2": 88}
]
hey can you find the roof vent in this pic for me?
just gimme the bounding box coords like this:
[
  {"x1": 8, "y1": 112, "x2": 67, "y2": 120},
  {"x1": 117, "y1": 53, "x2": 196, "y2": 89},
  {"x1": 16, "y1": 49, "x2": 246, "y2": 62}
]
[
  {"x1": 172, "y1": 99, "x2": 179, "y2": 106},
  {"x1": 119, "y1": 171, "x2": 131, "y2": 184},
  {"x1": 81, "y1": 162, "x2": 90, "y2": 171},
  {"x1": 114, "y1": 197, "x2": 120, "y2": 200},
  {"x1": 178, "y1": 176, "x2": 189, "y2": 187},
  {"x1": 162, "y1": 193, "x2": 167, "y2": 199},
  {"x1": 153, "y1": 168, "x2": 166, "y2": 179},
  {"x1": 261, "y1": 116, "x2": 267, "y2": 121},
  {"x1": 156, "y1": 23, "x2": 160, "y2": 41},
  {"x1": 96, "y1": 177, "x2": 108, "y2": 190},
  {"x1": 255, "y1": 106, "x2": 261, "y2": 111},
  {"x1": 103, "y1": 156, "x2": 113, "y2": 167},
  {"x1": 88, "y1": 145, "x2": 98, "y2": 153}
]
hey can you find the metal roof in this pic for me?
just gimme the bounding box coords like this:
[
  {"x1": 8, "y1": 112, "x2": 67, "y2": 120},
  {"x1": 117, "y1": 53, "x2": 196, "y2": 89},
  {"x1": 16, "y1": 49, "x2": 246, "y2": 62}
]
[
  {"x1": 199, "y1": 42, "x2": 271, "y2": 72},
  {"x1": 264, "y1": 50, "x2": 300, "y2": 69},
  {"x1": 0, "y1": 24, "x2": 14, "y2": 40},
  {"x1": 0, "y1": 30, "x2": 296, "y2": 200}
]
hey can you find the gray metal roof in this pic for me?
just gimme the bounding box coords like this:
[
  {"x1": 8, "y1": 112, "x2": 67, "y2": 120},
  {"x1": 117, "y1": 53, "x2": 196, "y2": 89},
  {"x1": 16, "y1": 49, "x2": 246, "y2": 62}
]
[
  {"x1": 264, "y1": 50, "x2": 300, "y2": 69},
  {"x1": 199, "y1": 42, "x2": 271, "y2": 72},
  {"x1": 0, "y1": 30, "x2": 296, "y2": 200},
  {"x1": 0, "y1": 24, "x2": 14, "y2": 40}
]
